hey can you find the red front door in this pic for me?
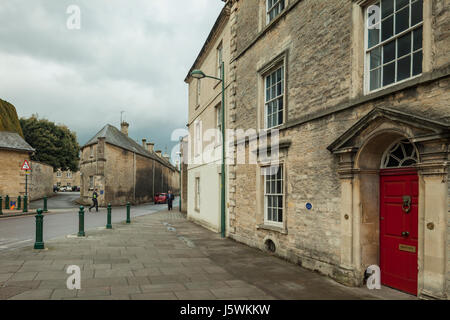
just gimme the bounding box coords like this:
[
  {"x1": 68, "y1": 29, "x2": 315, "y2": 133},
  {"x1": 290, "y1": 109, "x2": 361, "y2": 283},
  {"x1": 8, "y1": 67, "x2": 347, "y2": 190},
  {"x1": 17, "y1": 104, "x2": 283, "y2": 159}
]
[{"x1": 380, "y1": 169, "x2": 418, "y2": 295}]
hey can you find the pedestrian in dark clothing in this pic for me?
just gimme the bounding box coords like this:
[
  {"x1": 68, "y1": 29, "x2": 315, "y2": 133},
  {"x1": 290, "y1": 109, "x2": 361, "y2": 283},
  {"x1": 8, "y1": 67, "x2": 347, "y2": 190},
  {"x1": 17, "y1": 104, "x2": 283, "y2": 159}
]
[
  {"x1": 89, "y1": 189, "x2": 99, "y2": 212},
  {"x1": 167, "y1": 190, "x2": 174, "y2": 211}
]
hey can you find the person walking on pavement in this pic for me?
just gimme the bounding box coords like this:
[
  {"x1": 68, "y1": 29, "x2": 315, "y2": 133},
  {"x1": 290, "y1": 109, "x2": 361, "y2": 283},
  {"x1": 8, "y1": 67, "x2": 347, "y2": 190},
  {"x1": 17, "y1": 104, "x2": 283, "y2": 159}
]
[
  {"x1": 89, "y1": 188, "x2": 99, "y2": 212},
  {"x1": 167, "y1": 190, "x2": 174, "y2": 211}
]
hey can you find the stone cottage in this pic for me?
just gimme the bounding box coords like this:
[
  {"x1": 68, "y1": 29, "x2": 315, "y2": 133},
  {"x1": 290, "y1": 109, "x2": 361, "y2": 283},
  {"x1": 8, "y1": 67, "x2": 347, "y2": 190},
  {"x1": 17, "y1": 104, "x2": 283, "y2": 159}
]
[{"x1": 79, "y1": 122, "x2": 180, "y2": 206}]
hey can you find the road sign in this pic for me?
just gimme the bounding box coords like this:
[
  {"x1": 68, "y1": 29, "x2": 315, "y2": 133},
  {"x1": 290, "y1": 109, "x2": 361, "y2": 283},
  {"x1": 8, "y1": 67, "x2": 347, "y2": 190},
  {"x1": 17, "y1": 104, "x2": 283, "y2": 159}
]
[{"x1": 21, "y1": 160, "x2": 31, "y2": 171}]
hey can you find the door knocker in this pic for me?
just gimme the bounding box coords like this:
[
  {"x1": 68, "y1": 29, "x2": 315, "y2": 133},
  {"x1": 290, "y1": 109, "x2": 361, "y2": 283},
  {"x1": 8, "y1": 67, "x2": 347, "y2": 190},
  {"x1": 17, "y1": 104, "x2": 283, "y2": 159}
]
[{"x1": 402, "y1": 195, "x2": 411, "y2": 213}]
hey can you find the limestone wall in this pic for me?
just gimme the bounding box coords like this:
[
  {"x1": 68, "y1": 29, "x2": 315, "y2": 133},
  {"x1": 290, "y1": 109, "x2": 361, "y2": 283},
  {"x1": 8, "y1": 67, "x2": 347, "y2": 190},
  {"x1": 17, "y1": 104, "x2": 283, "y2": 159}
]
[
  {"x1": 0, "y1": 150, "x2": 29, "y2": 203},
  {"x1": 29, "y1": 161, "x2": 53, "y2": 201}
]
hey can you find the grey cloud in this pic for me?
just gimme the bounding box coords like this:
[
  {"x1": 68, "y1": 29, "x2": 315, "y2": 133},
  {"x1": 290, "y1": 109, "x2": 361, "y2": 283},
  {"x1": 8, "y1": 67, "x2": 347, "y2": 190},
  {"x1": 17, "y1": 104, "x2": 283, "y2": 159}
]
[{"x1": 0, "y1": 0, "x2": 223, "y2": 157}]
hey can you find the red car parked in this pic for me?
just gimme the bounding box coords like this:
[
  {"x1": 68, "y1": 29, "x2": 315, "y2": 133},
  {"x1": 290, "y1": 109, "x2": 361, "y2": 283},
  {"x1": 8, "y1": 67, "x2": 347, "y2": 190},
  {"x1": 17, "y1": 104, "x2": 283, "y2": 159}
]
[{"x1": 154, "y1": 193, "x2": 168, "y2": 204}]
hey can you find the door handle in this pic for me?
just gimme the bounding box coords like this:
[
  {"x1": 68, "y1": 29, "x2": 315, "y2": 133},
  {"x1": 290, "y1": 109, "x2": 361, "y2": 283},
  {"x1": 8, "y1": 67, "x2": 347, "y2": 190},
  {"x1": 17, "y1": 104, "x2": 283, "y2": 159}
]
[
  {"x1": 401, "y1": 231, "x2": 410, "y2": 237},
  {"x1": 402, "y1": 195, "x2": 411, "y2": 213}
]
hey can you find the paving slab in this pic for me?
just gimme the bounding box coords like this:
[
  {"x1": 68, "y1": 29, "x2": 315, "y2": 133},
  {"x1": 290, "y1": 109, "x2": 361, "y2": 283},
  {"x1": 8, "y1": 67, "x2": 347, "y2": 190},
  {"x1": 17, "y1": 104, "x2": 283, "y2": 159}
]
[{"x1": 0, "y1": 209, "x2": 418, "y2": 300}]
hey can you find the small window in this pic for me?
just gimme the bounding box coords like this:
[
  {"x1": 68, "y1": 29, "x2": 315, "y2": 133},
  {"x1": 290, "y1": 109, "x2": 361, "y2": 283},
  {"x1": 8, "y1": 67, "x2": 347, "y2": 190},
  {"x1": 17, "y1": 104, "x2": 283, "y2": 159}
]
[
  {"x1": 264, "y1": 66, "x2": 284, "y2": 129},
  {"x1": 366, "y1": 0, "x2": 423, "y2": 92},
  {"x1": 263, "y1": 165, "x2": 284, "y2": 225},
  {"x1": 217, "y1": 42, "x2": 223, "y2": 78},
  {"x1": 67, "y1": 172, "x2": 72, "y2": 178},
  {"x1": 56, "y1": 171, "x2": 62, "y2": 177},
  {"x1": 267, "y1": 0, "x2": 285, "y2": 23},
  {"x1": 216, "y1": 104, "x2": 222, "y2": 135},
  {"x1": 195, "y1": 177, "x2": 200, "y2": 211},
  {"x1": 90, "y1": 145, "x2": 94, "y2": 157},
  {"x1": 195, "y1": 121, "x2": 202, "y2": 156},
  {"x1": 196, "y1": 80, "x2": 201, "y2": 106},
  {"x1": 89, "y1": 176, "x2": 94, "y2": 189}
]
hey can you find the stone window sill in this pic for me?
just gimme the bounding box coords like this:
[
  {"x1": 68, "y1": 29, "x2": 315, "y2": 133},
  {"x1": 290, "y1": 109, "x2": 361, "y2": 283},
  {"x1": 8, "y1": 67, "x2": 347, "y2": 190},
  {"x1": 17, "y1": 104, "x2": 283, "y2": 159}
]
[{"x1": 257, "y1": 224, "x2": 288, "y2": 235}]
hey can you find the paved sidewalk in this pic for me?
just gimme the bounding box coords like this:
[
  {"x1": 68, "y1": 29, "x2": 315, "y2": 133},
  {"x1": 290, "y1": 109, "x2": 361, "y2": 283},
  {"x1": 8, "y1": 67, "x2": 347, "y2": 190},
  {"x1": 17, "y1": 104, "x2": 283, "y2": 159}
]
[{"x1": 0, "y1": 210, "x2": 416, "y2": 300}]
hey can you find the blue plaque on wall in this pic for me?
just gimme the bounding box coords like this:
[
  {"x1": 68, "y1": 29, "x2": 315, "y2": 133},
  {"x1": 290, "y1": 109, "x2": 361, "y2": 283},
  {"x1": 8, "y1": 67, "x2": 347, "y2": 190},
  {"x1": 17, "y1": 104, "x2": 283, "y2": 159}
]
[
  {"x1": 100, "y1": 190, "x2": 104, "y2": 195},
  {"x1": 306, "y1": 203, "x2": 312, "y2": 210}
]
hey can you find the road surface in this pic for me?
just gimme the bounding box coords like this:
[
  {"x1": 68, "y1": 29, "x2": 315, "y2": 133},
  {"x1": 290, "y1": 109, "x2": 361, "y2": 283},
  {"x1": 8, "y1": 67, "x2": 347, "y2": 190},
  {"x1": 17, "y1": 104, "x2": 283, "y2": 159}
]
[
  {"x1": 0, "y1": 195, "x2": 179, "y2": 252},
  {"x1": 30, "y1": 192, "x2": 80, "y2": 209}
]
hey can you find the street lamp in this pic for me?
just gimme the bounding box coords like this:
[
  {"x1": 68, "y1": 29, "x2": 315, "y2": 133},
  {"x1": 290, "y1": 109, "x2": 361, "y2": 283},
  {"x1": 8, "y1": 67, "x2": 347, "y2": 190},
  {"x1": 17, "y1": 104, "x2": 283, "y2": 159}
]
[{"x1": 191, "y1": 62, "x2": 226, "y2": 238}]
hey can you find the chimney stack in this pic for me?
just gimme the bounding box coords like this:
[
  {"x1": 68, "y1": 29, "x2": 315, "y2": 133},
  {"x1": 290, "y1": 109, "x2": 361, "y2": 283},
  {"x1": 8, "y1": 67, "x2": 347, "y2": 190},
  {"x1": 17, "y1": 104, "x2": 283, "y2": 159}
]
[
  {"x1": 121, "y1": 121, "x2": 129, "y2": 136},
  {"x1": 155, "y1": 150, "x2": 162, "y2": 158},
  {"x1": 146, "y1": 142, "x2": 154, "y2": 153},
  {"x1": 142, "y1": 138, "x2": 147, "y2": 148}
]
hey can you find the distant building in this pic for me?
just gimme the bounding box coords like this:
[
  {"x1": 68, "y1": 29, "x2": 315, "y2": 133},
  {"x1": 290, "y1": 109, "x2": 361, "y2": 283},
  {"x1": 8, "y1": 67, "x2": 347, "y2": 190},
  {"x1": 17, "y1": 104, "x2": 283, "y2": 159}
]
[
  {"x1": 79, "y1": 122, "x2": 179, "y2": 206},
  {"x1": 54, "y1": 169, "x2": 81, "y2": 189}
]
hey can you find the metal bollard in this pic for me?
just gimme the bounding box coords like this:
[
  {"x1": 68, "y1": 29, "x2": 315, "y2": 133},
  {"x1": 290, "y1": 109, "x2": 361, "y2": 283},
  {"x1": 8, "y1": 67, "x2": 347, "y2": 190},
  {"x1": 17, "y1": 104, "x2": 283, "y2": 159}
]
[
  {"x1": 106, "y1": 203, "x2": 112, "y2": 229},
  {"x1": 0, "y1": 196, "x2": 3, "y2": 215},
  {"x1": 34, "y1": 209, "x2": 45, "y2": 249},
  {"x1": 126, "y1": 202, "x2": 131, "y2": 224},
  {"x1": 5, "y1": 195, "x2": 9, "y2": 210},
  {"x1": 17, "y1": 196, "x2": 21, "y2": 210},
  {"x1": 23, "y1": 195, "x2": 28, "y2": 213},
  {"x1": 43, "y1": 196, "x2": 48, "y2": 213},
  {"x1": 78, "y1": 206, "x2": 85, "y2": 237}
]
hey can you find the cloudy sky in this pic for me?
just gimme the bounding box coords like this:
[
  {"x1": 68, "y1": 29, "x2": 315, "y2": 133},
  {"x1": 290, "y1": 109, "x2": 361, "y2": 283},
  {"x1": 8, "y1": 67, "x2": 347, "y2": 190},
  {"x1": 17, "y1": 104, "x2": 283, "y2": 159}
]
[{"x1": 0, "y1": 0, "x2": 224, "y2": 161}]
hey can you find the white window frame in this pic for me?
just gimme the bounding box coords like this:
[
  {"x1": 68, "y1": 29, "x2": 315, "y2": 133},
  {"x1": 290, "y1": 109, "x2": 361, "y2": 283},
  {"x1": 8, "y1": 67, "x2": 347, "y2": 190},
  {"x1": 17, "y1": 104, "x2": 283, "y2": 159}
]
[
  {"x1": 194, "y1": 121, "x2": 202, "y2": 157},
  {"x1": 196, "y1": 79, "x2": 201, "y2": 107},
  {"x1": 364, "y1": 0, "x2": 423, "y2": 94},
  {"x1": 195, "y1": 177, "x2": 200, "y2": 211},
  {"x1": 266, "y1": 0, "x2": 286, "y2": 23},
  {"x1": 56, "y1": 171, "x2": 62, "y2": 177},
  {"x1": 217, "y1": 42, "x2": 223, "y2": 78},
  {"x1": 67, "y1": 172, "x2": 72, "y2": 178},
  {"x1": 263, "y1": 165, "x2": 284, "y2": 227},
  {"x1": 264, "y1": 65, "x2": 285, "y2": 129}
]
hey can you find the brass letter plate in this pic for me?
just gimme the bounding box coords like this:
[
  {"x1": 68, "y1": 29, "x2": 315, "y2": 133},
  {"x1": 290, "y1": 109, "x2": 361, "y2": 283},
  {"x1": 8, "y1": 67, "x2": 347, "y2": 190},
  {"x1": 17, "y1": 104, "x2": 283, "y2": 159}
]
[{"x1": 399, "y1": 244, "x2": 416, "y2": 253}]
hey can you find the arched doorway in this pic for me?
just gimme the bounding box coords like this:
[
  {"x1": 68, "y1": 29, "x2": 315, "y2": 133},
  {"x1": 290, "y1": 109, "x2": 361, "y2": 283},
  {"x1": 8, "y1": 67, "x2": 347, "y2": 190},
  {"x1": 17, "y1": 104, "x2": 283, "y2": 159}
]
[
  {"x1": 328, "y1": 107, "x2": 450, "y2": 299},
  {"x1": 379, "y1": 139, "x2": 419, "y2": 295}
]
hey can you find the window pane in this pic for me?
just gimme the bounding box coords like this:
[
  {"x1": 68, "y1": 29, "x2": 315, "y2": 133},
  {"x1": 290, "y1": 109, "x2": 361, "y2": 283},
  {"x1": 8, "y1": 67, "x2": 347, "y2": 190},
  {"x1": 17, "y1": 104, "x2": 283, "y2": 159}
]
[
  {"x1": 381, "y1": 0, "x2": 393, "y2": 18},
  {"x1": 383, "y1": 41, "x2": 396, "y2": 63},
  {"x1": 413, "y1": 51, "x2": 422, "y2": 75},
  {"x1": 413, "y1": 27, "x2": 422, "y2": 50},
  {"x1": 396, "y1": 0, "x2": 409, "y2": 10},
  {"x1": 395, "y1": 6, "x2": 410, "y2": 34},
  {"x1": 277, "y1": 166, "x2": 282, "y2": 179},
  {"x1": 397, "y1": 54, "x2": 411, "y2": 81},
  {"x1": 382, "y1": 16, "x2": 393, "y2": 41},
  {"x1": 370, "y1": 47, "x2": 382, "y2": 69},
  {"x1": 266, "y1": 180, "x2": 270, "y2": 193},
  {"x1": 411, "y1": 0, "x2": 423, "y2": 25},
  {"x1": 383, "y1": 62, "x2": 395, "y2": 86},
  {"x1": 277, "y1": 82, "x2": 282, "y2": 96},
  {"x1": 278, "y1": 97, "x2": 283, "y2": 111},
  {"x1": 397, "y1": 33, "x2": 411, "y2": 58},
  {"x1": 278, "y1": 208, "x2": 283, "y2": 222},
  {"x1": 271, "y1": 180, "x2": 276, "y2": 192},
  {"x1": 370, "y1": 68, "x2": 381, "y2": 90},
  {"x1": 278, "y1": 196, "x2": 283, "y2": 207},
  {"x1": 267, "y1": 207, "x2": 273, "y2": 221},
  {"x1": 368, "y1": 27, "x2": 380, "y2": 48}
]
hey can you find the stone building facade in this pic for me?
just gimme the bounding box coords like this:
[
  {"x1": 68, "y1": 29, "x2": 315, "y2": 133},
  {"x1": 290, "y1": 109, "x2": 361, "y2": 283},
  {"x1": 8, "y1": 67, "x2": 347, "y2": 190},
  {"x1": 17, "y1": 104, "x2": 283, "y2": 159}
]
[
  {"x1": 0, "y1": 132, "x2": 34, "y2": 202},
  {"x1": 188, "y1": 0, "x2": 449, "y2": 298},
  {"x1": 184, "y1": 5, "x2": 232, "y2": 232},
  {"x1": 79, "y1": 122, "x2": 179, "y2": 207},
  {"x1": 54, "y1": 169, "x2": 81, "y2": 189},
  {"x1": 0, "y1": 132, "x2": 53, "y2": 202}
]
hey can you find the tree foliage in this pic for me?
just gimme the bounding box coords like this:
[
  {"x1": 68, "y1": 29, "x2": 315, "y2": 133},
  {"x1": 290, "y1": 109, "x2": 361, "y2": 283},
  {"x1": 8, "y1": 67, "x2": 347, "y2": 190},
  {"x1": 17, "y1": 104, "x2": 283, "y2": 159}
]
[{"x1": 20, "y1": 115, "x2": 80, "y2": 172}]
